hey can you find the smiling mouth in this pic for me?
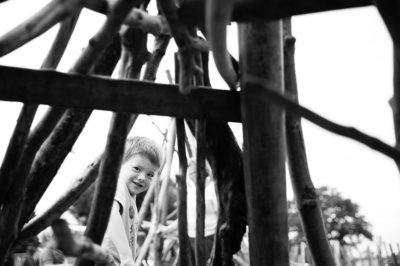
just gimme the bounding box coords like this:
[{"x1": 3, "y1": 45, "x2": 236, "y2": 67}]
[{"x1": 133, "y1": 181, "x2": 144, "y2": 188}]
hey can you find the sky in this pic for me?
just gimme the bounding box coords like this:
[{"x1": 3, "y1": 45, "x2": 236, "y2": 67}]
[{"x1": 0, "y1": 0, "x2": 399, "y2": 254}]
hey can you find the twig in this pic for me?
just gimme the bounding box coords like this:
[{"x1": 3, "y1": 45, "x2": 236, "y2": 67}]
[
  {"x1": 51, "y1": 219, "x2": 113, "y2": 266},
  {"x1": 245, "y1": 74, "x2": 400, "y2": 163},
  {"x1": 148, "y1": 116, "x2": 168, "y2": 139}
]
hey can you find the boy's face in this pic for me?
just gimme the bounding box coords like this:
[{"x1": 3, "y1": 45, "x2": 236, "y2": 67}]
[{"x1": 120, "y1": 154, "x2": 158, "y2": 195}]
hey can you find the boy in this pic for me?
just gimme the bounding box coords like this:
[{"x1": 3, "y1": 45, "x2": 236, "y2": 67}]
[{"x1": 102, "y1": 136, "x2": 162, "y2": 266}]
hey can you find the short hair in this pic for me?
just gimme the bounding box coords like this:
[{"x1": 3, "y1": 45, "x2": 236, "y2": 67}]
[{"x1": 123, "y1": 136, "x2": 162, "y2": 169}]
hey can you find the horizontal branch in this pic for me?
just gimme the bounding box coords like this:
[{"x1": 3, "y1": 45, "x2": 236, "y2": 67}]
[
  {"x1": 178, "y1": 0, "x2": 372, "y2": 26},
  {"x1": 0, "y1": 66, "x2": 241, "y2": 122}
]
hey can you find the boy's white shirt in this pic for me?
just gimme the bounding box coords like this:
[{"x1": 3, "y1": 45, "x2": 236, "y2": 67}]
[
  {"x1": 103, "y1": 181, "x2": 138, "y2": 266},
  {"x1": 107, "y1": 201, "x2": 135, "y2": 266}
]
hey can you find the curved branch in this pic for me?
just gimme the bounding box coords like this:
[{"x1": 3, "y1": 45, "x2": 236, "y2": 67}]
[{"x1": 205, "y1": 0, "x2": 237, "y2": 90}]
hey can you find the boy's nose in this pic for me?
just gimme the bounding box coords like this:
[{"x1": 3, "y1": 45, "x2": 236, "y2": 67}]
[{"x1": 138, "y1": 173, "x2": 146, "y2": 182}]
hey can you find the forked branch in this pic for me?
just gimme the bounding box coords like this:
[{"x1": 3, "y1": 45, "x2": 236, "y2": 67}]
[{"x1": 157, "y1": 0, "x2": 206, "y2": 94}]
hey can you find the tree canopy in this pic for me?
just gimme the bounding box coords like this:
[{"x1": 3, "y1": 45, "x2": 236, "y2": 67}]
[{"x1": 288, "y1": 186, "x2": 373, "y2": 245}]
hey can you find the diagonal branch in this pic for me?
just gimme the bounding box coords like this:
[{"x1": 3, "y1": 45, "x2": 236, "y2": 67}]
[
  {"x1": 0, "y1": 0, "x2": 88, "y2": 57},
  {"x1": 12, "y1": 156, "x2": 101, "y2": 251},
  {"x1": 244, "y1": 75, "x2": 400, "y2": 164}
]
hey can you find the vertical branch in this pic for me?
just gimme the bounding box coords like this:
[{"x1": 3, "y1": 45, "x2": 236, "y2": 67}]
[
  {"x1": 119, "y1": 25, "x2": 150, "y2": 79},
  {"x1": 143, "y1": 34, "x2": 171, "y2": 81},
  {"x1": 375, "y1": 0, "x2": 400, "y2": 171},
  {"x1": 239, "y1": 19, "x2": 288, "y2": 266},
  {"x1": 195, "y1": 120, "x2": 206, "y2": 266},
  {"x1": 175, "y1": 118, "x2": 191, "y2": 266},
  {"x1": 283, "y1": 17, "x2": 336, "y2": 266},
  {"x1": 185, "y1": 49, "x2": 246, "y2": 266}
]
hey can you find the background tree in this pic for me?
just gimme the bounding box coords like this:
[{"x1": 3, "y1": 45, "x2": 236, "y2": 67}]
[{"x1": 288, "y1": 186, "x2": 373, "y2": 245}]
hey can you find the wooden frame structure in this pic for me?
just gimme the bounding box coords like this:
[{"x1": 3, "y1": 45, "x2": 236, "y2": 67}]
[{"x1": 0, "y1": 0, "x2": 399, "y2": 266}]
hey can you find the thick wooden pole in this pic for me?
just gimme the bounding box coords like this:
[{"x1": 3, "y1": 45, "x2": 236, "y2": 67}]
[{"x1": 239, "y1": 20, "x2": 288, "y2": 265}]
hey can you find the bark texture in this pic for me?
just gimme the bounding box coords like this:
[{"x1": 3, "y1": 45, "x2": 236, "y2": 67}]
[{"x1": 239, "y1": 20, "x2": 288, "y2": 265}]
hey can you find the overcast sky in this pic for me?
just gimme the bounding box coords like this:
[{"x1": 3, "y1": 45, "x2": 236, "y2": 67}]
[{"x1": 0, "y1": 0, "x2": 399, "y2": 253}]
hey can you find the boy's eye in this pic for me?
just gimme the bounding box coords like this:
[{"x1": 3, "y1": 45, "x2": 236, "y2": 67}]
[
  {"x1": 147, "y1": 173, "x2": 154, "y2": 179},
  {"x1": 133, "y1": 167, "x2": 140, "y2": 172}
]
